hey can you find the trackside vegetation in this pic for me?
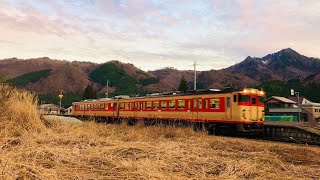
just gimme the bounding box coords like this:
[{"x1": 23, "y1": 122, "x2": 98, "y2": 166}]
[
  {"x1": 259, "y1": 79, "x2": 320, "y2": 102},
  {"x1": 0, "y1": 84, "x2": 319, "y2": 179}
]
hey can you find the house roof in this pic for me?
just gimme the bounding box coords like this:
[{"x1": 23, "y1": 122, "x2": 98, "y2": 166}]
[
  {"x1": 266, "y1": 96, "x2": 297, "y2": 104},
  {"x1": 301, "y1": 102, "x2": 320, "y2": 107},
  {"x1": 39, "y1": 104, "x2": 60, "y2": 108},
  {"x1": 288, "y1": 96, "x2": 311, "y2": 104}
]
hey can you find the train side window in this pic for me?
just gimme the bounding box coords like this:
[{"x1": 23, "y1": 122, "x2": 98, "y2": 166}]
[
  {"x1": 153, "y1": 101, "x2": 159, "y2": 110},
  {"x1": 105, "y1": 104, "x2": 108, "y2": 110},
  {"x1": 131, "y1": 102, "x2": 134, "y2": 110},
  {"x1": 204, "y1": 99, "x2": 209, "y2": 109},
  {"x1": 142, "y1": 102, "x2": 146, "y2": 110},
  {"x1": 125, "y1": 103, "x2": 130, "y2": 110},
  {"x1": 91, "y1": 104, "x2": 94, "y2": 110},
  {"x1": 193, "y1": 99, "x2": 198, "y2": 109},
  {"x1": 161, "y1": 101, "x2": 167, "y2": 110},
  {"x1": 97, "y1": 104, "x2": 101, "y2": 110},
  {"x1": 101, "y1": 104, "x2": 104, "y2": 110},
  {"x1": 136, "y1": 102, "x2": 140, "y2": 110},
  {"x1": 146, "y1": 102, "x2": 152, "y2": 110},
  {"x1": 227, "y1": 97, "x2": 230, "y2": 107},
  {"x1": 169, "y1": 100, "x2": 176, "y2": 109},
  {"x1": 178, "y1": 100, "x2": 185, "y2": 109},
  {"x1": 198, "y1": 99, "x2": 203, "y2": 109},
  {"x1": 233, "y1": 95, "x2": 237, "y2": 102},
  {"x1": 119, "y1": 103, "x2": 124, "y2": 110},
  {"x1": 252, "y1": 98, "x2": 256, "y2": 105},
  {"x1": 210, "y1": 99, "x2": 220, "y2": 109},
  {"x1": 188, "y1": 100, "x2": 191, "y2": 110}
]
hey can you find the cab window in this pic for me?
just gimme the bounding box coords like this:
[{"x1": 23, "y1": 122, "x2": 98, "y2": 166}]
[{"x1": 238, "y1": 95, "x2": 250, "y2": 102}]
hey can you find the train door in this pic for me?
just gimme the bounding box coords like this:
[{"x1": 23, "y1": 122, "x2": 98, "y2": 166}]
[
  {"x1": 250, "y1": 95, "x2": 258, "y2": 122},
  {"x1": 225, "y1": 97, "x2": 232, "y2": 120},
  {"x1": 192, "y1": 98, "x2": 198, "y2": 121},
  {"x1": 113, "y1": 102, "x2": 119, "y2": 118}
]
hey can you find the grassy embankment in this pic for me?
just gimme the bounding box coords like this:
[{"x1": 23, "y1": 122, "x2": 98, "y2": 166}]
[{"x1": 0, "y1": 84, "x2": 319, "y2": 179}]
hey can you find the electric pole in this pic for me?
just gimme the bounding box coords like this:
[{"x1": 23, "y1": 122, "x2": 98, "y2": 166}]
[
  {"x1": 106, "y1": 79, "x2": 109, "y2": 98},
  {"x1": 194, "y1": 61, "x2": 197, "y2": 91}
]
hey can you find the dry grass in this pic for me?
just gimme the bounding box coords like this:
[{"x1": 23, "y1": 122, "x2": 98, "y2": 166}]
[{"x1": 0, "y1": 84, "x2": 320, "y2": 179}]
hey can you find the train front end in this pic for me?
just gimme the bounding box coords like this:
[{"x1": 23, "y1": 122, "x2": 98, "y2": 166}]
[{"x1": 235, "y1": 88, "x2": 265, "y2": 133}]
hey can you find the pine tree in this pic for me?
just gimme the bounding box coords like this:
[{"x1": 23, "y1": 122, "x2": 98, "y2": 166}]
[
  {"x1": 178, "y1": 76, "x2": 188, "y2": 93},
  {"x1": 82, "y1": 85, "x2": 97, "y2": 100}
]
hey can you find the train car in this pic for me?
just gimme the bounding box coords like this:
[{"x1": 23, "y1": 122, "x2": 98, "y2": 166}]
[{"x1": 72, "y1": 88, "x2": 265, "y2": 134}]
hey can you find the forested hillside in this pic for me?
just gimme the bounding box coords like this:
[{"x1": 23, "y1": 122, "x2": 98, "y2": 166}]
[{"x1": 0, "y1": 48, "x2": 319, "y2": 107}]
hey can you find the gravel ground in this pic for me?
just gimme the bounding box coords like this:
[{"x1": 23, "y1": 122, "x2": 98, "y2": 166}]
[{"x1": 42, "y1": 115, "x2": 82, "y2": 124}]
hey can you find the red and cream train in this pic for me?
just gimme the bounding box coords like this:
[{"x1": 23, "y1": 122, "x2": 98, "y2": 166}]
[{"x1": 72, "y1": 88, "x2": 265, "y2": 134}]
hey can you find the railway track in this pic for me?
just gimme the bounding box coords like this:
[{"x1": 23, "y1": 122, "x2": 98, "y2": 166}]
[{"x1": 260, "y1": 124, "x2": 320, "y2": 146}]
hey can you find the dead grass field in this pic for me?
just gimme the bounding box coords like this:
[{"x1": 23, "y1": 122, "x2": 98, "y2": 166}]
[{"x1": 1, "y1": 84, "x2": 320, "y2": 179}]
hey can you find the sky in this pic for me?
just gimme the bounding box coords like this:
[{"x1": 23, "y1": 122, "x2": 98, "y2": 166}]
[{"x1": 0, "y1": 0, "x2": 319, "y2": 71}]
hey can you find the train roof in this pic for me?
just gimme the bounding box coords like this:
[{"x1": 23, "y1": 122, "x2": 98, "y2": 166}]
[{"x1": 72, "y1": 87, "x2": 244, "y2": 104}]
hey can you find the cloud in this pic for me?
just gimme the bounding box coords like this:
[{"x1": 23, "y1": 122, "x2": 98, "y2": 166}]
[{"x1": 0, "y1": 0, "x2": 319, "y2": 70}]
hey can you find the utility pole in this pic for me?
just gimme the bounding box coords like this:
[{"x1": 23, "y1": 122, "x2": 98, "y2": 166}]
[
  {"x1": 291, "y1": 89, "x2": 301, "y2": 122},
  {"x1": 106, "y1": 79, "x2": 109, "y2": 98},
  {"x1": 194, "y1": 61, "x2": 196, "y2": 91},
  {"x1": 58, "y1": 90, "x2": 63, "y2": 114}
]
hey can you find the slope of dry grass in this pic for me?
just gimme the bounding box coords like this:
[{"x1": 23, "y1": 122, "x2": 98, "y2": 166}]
[{"x1": 0, "y1": 84, "x2": 319, "y2": 179}]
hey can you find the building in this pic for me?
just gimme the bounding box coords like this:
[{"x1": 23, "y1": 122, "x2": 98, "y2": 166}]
[
  {"x1": 265, "y1": 96, "x2": 320, "y2": 123},
  {"x1": 39, "y1": 104, "x2": 60, "y2": 114},
  {"x1": 301, "y1": 102, "x2": 320, "y2": 123}
]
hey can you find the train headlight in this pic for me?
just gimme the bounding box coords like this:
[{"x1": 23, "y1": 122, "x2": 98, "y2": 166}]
[
  {"x1": 259, "y1": 91, "x2": 264, "y2": 95},
  {"x1": 243, "y1": 89, "x2": 248, "y2": 93}
]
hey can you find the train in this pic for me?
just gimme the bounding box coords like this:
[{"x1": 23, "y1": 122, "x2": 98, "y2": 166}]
[{"x1": 72, "y1": 88, "x2": 265, "y2": 135}]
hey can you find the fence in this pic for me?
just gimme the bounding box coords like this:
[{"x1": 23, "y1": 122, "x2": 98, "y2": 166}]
[{"x1": 265, "y1": 116, "x2": 298, "y2": 122}]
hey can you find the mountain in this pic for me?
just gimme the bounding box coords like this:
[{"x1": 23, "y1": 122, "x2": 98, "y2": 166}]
[
  {"x1": 0, "y1": 48, "x2": 319, "y2": 105},
  {"x1": 0, "y1": 58, "x2": 95, "y2": 93},
  {"x1": 149, "y1": 68, "x2": 198, "y2": 91},
  {"x1": 224, "y1": 48, "x2": 320, "y2": 81}
]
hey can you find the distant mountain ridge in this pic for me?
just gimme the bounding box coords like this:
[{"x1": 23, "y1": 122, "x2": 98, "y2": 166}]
[
  {"x1": 0, "y1": 48, "x2": 319, "y2": 105},
  {"x1": 224, "y1": 48, "x2": 320, "y2": 81}
]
